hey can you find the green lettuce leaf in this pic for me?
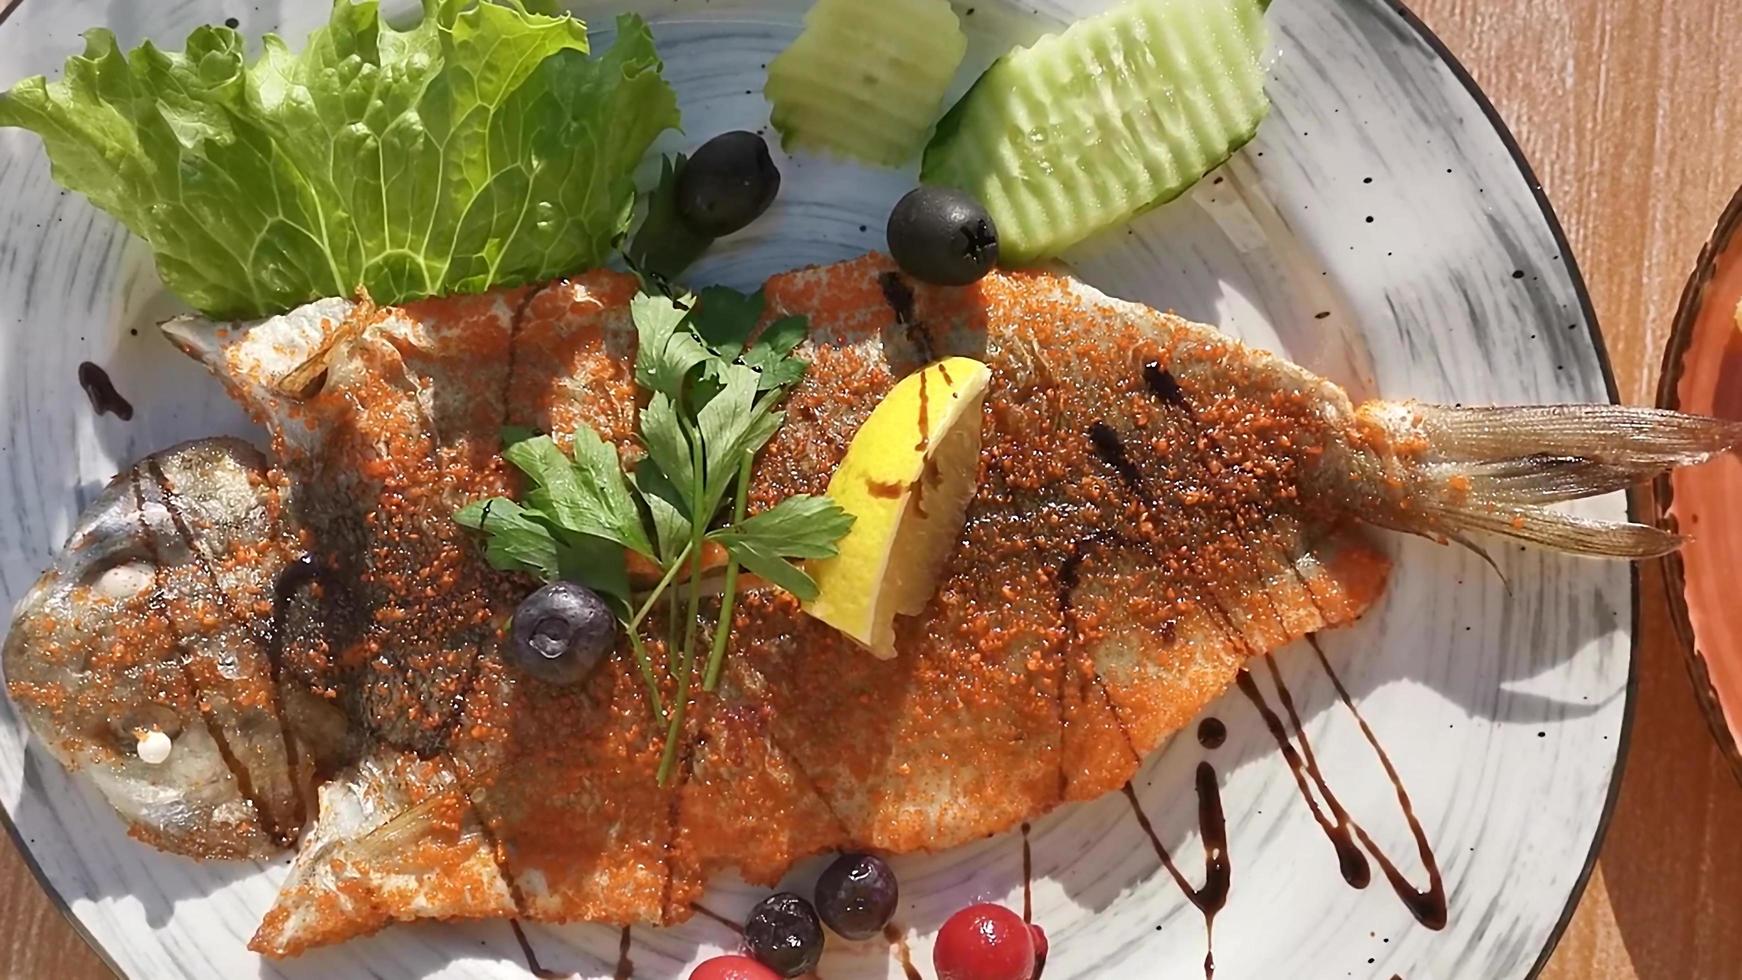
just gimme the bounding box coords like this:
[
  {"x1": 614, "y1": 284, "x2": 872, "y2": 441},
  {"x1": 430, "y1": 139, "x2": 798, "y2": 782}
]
[{"x1": 0, "y1": 0, "x2": 679, "y2": 319}]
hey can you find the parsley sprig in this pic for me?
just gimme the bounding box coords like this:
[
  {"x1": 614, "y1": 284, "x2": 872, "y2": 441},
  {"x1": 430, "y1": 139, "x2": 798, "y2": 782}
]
[{"x1": 457, "y1": 285, "x2": 853, "y2": 785}]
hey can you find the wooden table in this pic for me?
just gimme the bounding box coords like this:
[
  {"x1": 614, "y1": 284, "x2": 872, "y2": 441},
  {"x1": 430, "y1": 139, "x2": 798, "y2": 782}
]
[{"x1": 4, "y1": 1, "x2": 1741, "y2": 977}]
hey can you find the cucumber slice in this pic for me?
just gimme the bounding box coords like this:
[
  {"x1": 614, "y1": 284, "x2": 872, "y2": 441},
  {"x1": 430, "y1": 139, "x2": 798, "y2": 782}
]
[
  {"x1": 921, "y1": 0, "x2": 1270, "y2": 262},
  {"x1": 765, "y1": 0, "x2": 967, "y2": 167}
]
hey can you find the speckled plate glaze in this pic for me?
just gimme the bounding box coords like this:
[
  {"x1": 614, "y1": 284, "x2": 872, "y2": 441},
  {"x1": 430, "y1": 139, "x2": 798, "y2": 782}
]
[
  {"x1": 1655, "y1": 186, "x2": 1742, "y2": 783},
  {"x1": 0, "y1": 1, "x2": 1630, "y2": 977}
]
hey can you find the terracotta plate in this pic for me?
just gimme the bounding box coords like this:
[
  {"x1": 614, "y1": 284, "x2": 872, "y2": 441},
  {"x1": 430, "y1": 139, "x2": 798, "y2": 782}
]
[{"x1": 1656, "y1": 187, "x2": 1742, "y2": 780}]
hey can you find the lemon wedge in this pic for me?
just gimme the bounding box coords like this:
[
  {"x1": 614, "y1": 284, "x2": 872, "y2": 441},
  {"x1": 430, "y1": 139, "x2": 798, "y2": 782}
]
[{"x1": 804, "y1": 356, "x2": 991, "y2": 657}]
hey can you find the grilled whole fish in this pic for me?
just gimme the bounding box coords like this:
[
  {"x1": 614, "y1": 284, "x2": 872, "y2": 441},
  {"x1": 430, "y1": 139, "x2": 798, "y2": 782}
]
[{"x1": 5, "y1": 253, "x2": 1736, "y2": 956}]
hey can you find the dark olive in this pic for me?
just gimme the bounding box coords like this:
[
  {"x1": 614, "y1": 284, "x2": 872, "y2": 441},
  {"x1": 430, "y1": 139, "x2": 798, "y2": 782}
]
[
  {"x1": 886, "y1": 185, "x2": 999, "y2": 286},
  {"x1": 743, "y1": 892, "x2": 824, "y2": 977},
  {"x1": 677, "y1": 131, "x2": 782, "y2": 238},
  {"x1": 813, "y1": 853, "x2": 898, "y2": 940},
  {"x1": 509, "y1": 581, "x2": 613, "y2": 685}
]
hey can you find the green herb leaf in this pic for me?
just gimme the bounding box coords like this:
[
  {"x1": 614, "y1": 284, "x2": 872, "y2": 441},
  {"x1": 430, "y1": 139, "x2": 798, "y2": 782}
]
[
  {"x1": 716, "y1": 540, "x2": 821, "y2": 601},
  {"x1": 697, "y1": 364, "x2": 784, "y2": 503},
  {"x1": 690, "y1": 291, "x2": 809, "y2": 391},
  {"x1": 504, "y1": 434, "x2": 589, "y2": 522},
  {"x1": 625, "y1": 154, "x2": 713, "y2": 286},
  {"x1": 455, "y1": 497, "x2": 560, "y2": 580},
  {"x1": 555, "y1": 533, "x2": 632, "y2": 611},
  {"x1": 501, "y1": 425, "x2": 540, "y2": 450},
  {"x1": 756, "y1": 314, "x2": 809, "y2": 357},
  {"x1": 632, "y1": 292, "x2": 709, "y2": 399},
  {"x1": 690, "y1": 286, "x2": 765, "y2": 359},
  {"x1": 710, "y1": 495, "x2": 855, "y2": 559},
  {"x1": 458, "y1": 287, "x2": 852, "y2": 760},
  {"x1": 569, "y1": 428, "x2": 658, "y2": 558},
  {"x1": 0, "y1": 4, "x2": 678, "y2": 320},
  {"x1": 639, "y1": 393, "x2": 695, "y2": 511},
  {"x1": 740, "y1": 314, "x2": 811, "y2": 391},
  {"x1": 506, "y1": 430, "x2": 654, "y2": 559},
  {"x1": 631, "y1": 458, "x2": 693, "y2": 563}
]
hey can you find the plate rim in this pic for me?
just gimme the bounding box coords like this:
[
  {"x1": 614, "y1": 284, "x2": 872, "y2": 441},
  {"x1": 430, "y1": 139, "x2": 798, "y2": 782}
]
[
  {"x1": 1652, "y1": 181, "x2": 1742, "y2": 785},
  {"x1": 1381, "y1": 5, "x2": 1636, "y2": 976},
  {"x1": 0, "y1": 0, "x2": 1636, "y2": 976}
]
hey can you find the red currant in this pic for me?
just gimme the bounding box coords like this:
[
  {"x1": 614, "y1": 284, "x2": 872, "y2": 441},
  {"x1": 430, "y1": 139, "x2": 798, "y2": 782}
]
[
  {"x1": 690, "y1": 954, "x2": 782, "y2": 980},
  {"x1": 1029, "y1": 923, "x2": 1049, "y2": 978},
  {"x1": 934, "y1": 903, "x2": 1035, "y2": 980}
]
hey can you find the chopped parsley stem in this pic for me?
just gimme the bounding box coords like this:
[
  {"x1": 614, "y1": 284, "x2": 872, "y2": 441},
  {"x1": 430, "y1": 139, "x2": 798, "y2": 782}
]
[
  {"x1": 629, "y1": 539, "x2": 694, "y2": 632},
  {"x1": 665, "y1": 585, "x2": 681, "y2": 680},
  {"x1": 625, "y1": 539, "x2": 694, "y2": 723},
  {"x1": 656, "y1": 434, "x2": 712, "y2": 787},
  {"x1": 702, "y1": 453, "x2": 753, "y2": 692},
  {"x1": 625, "y1": 630, "x2": 667, "y2": 724}
]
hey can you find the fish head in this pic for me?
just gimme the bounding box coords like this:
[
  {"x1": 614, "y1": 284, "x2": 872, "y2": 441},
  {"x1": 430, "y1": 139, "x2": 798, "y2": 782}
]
[{"x1": 3, "y1": 437, "x2": 327, "y2": 858}]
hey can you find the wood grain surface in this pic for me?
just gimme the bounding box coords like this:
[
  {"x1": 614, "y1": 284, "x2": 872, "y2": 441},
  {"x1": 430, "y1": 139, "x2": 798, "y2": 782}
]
[{"x1": 2, "y1": 0, "x2": 1739, "y2": 977}]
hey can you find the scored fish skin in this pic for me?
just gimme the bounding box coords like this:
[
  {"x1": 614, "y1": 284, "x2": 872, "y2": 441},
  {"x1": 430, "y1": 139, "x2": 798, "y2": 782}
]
[
  {"x1": 165, "y1": 292, "x2": 525, "y2": 761},
  {"x1": 728, "y1": 257, "x2": 1391, "y2": 849},
  {"x1": 167, "y1": 274, "x2": 685, "y2": 954},
  {"x1": 1, "y1": 438, "x2": 345, "y2": 858},
  {"x1": 10, "y1": 251, "x2": 1729, "y2": 956}
]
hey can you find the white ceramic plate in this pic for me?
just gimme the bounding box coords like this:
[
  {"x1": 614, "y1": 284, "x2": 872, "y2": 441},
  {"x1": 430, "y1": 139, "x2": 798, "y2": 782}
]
[{"x1": 0, "y1": 1, "x2": 1630, "y2": 977}]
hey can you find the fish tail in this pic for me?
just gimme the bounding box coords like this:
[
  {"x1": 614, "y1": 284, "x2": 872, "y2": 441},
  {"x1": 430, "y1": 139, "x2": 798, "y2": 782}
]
[{"x1": 1344, "y1": 402, "x2": 1742, "y2": 558}]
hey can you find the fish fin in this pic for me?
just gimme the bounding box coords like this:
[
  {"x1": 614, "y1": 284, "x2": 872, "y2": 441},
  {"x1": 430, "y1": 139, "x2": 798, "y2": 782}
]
[
  {"x1": 250, "y1": 750, "x2": 516, "y2": 958},
  {"x1": 1356, "y1": 403, "x2": 1742, "y2": 559}
]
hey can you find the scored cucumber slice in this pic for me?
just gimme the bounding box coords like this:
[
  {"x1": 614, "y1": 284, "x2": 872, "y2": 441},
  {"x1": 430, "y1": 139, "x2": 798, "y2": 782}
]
[
  {"x1": 765, "y1": 0, "x2": 967, "y2": 167},
  {"x1": 921, "y1": 0, "x2": 1271, "y2": 262}
]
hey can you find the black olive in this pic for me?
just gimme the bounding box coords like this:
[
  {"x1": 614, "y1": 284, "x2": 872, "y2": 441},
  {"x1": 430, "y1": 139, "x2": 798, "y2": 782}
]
[
  {"x1": 886, "y1": 185, "x2": 999, "y2": 286},
  {"x1": 677, "y1": 131, "x2": 782, "y2": 238},
  {"x1": 814, "y1": 853, "x2": 898, "y2": 940},
  {"x1": 509, "y1": 581, "x2": 614, "y2": 685},
  {"x1": 744, "y1": 892, "x2": 824, "y2": 977}
]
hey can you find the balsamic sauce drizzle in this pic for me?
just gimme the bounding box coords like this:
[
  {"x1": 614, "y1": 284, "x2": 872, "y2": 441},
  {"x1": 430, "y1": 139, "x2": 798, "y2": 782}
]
[
  {"x1": 614, "y1": 925, "x2": 635, "y2": 980},
  {"x1": 1087, "y1": 421, "x2": 1149, "y2": 502},
  {"x1": 916, "y1": 370, "x2": 932, "y2": 453},
  {"x1": 688, "y1": 901, "x2": 745, "y2": 935},
  {"x1": 268, "y1": 553, "x2": 326, "y2": 814},
  {"x1": 77, "y1": 360, "x2": 133, "y2": 420},
  {"x1": 1122, "y1": 764, "x2": 1229, "y2": 980},
  {"x1": 884, "y1": 923, "x2": 924, "y2": 980},
  {"x1": 507, "y1": 919, "x2": 567, "y2": 979},
  {"x1": 1100, "y1": 635, "x2": 1441, "y2": 972},
  {"x1": 1236, "y1": 647, "x2": 1447, "y2": 929},
  {"x1": 1142, "y1": 360, "x2": 1187, "y2": 410},
  {"x1": 877, "y1": 271, "x2": 934, "y2": 362},
  {"x1": 1306, "y1": 638, "x2": 1447, "y2": 929},
  {"x1": 1234, "y1": 667, "x2": 1370, "y2": 887},
  {"x1": 1197, "y1": 717, "x2": 1227, "y2": 750},
  {"x1": 1021, "y1": 822, "x2": 1034, "y2": 923}
]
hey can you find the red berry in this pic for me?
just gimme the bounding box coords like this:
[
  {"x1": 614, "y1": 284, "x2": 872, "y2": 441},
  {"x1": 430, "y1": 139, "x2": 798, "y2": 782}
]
[
  {"x1": 1029, "y1": 923, "x2": 1049, "y2": 979},
  {"x1": 934, "y1": 903, "x2": 1035, "y2": 980},
  {"x1": 690, "y1": 954, "x2": 782, "y2": 980}
]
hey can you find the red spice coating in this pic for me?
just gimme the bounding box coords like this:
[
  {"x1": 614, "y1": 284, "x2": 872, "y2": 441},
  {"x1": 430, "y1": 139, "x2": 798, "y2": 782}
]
[{"x1": 16, "y1": 255, "x2": 1395, "y2": 956}]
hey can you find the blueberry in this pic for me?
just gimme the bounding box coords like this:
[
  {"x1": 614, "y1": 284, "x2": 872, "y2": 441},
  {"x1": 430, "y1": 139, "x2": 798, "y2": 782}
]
[
  {"x1": 677, "y1": 131, "x2": 781, "y2": 238},
  {"x1": 509, "y1": 581, "x2": 613, "y2": 685},
  {"x1": 744, "y1": 892, "x2": 823, "y2": 977},
  {"x1": 814, "y1": 853, "x2": 898, "y2": 940},
  {"x1": 886, "y1": 186, "x2": 999, "y2": 286}
]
